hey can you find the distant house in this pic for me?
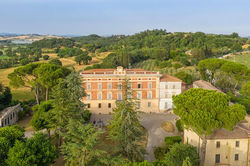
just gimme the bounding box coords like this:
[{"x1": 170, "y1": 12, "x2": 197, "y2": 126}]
[
  {"x1": 184, "y1": 118, "x2": 250, "y2": 166},
  {"x1": 0, "y1": 104, "x2": 22, "y2": 127},
  {"x1": 193, "y1": 80, "x2": 223, "y2": 93}
]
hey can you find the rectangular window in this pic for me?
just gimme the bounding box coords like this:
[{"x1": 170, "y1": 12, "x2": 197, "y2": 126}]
[
  {"x1": 108, "y1": 83, "x2": 112, "y2": 89},
  {"x1": 236, "y1": 141, "x2": 239, "y2": 147},
  {"x1": 98, "y1": 103, "x2": 101, "y2": 108},
  {"x1": 118, "y1": 83, "x2": 122, "y2": 90},
  {"x1": 148, "y1": 102, "x2": 151, "y2": 107},
  {"x1": 148, "y1": 82, "x2": 152, "y2": 89},
  {"x1": 216, "y1": 141, "x2": 220, "y2": 148},
  {"x1": 128, "y1": 83, "x2": 132, "y2": 89},
  {"x1": 118, "y1": 93, "x2": 122, "y2": 100},
  {"x1": 108, "y1": 93, "x2": 112, "y2": 100},
  {"x1": 235, "y1": 154, "x2": 239, "y2": 161},
  {"x1": 87, "y1": 104, "x2": 91, "y2": 108},
  {"x1": 87, "y1": 93, "x2": 91, "y2": 100},
  {"x1": 137, "y1": 83, "x2": 142, "y2": 89},
  {"x1": 87, "y1": 83, "x2": 91, "y2": 90},
  {"x1": 108, "y1": 103, "x2": 111, "y2": 108},
  {"x1": 137, "y1": 102, "x2": 141, "y2": 108},
  {"x1": 127, "y1": 94, "x2": 132, "y2": 99},
  {"x1": 173, "y1": 84, "x2": 176, "y2": 89},
  {"x1": 215, "y1": 154, "x2": 220, "y2": 163},
  {"x1": 137, "y1": 93, "x2": 142, "y2": 99},
  {"x1": 147, "y1": 92, "x2": 152, "y2": 99},
  {"x1": 98, "y1": 93, "x2": 102, "y2": 100},
  {"x1": 165, "y1": 84, "x2": 168, "y2": 89},
  {"x1": 98, "y1": 83, "x2": 102, "y2": 90},
  {"x1": 164, "y1": 102, "x2": 168, "y2": 109}
]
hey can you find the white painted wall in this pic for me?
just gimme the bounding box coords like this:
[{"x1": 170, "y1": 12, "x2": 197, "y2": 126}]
[{"x1": 159, "y1": 82, "x2": 182, "y2": 110}]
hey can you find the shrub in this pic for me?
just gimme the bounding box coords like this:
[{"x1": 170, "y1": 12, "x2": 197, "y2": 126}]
[
  {"x1": 173, "y1": 63, "x2": 182, "y2": 69},
  {"x1": 164, "y1": 143, "x2": 199, "y2": 166},
  {"x1": 165, "y1": 136, "x2": 182, "y2": 145},
  {"x1": 154, "y1": 145, "x2": 169, "y2": 160},
  {"x1": 175, "y1": 71, "x2": 193, "y2": 84},
  {"x1": 49, "y1": 59, "x2": 62, "y2": 66},
  {"x1": 83, "y1": 110, "x2": 91, "y2": 122},
  {"x1": 176, "y1": 119, "x2": 183, "y2": 132},
  {"x1": 20, "y1": 59, "x2": 30, "y2": 66},
  {"x1": 43, "y1": 55, "x2": 49, "y2": 60},
  {"x1": 18, "y1": 110, "x2": 26, "y2": 120}
]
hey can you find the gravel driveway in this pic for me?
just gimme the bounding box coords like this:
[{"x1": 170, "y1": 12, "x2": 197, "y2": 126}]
[
  {"x1": 140, "y1": 113, "x2": 179, "y2": 162},
  {"x1": 90, "y1": 112, "x2": 179, "y2": 162}
]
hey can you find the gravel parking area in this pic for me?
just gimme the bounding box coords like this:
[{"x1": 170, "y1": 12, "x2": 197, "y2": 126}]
[{"x1": 90, "y1": 112, "x2": 179, "y2": 162}]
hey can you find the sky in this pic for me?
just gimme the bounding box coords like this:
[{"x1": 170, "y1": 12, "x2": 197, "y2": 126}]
[{"x1": 0, "y1": 0, "x2": 249, "y2": 36}]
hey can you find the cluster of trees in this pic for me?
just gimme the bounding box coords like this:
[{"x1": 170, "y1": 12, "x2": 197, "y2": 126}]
[
  {"x1": 74, "y1": 51, "x2": 92, "y2": 65},
  {"x1": 0, "y1": 125, "x2": 58, "y2": 166},
  {"x1": 0, "y1": 83, "x2": 12, "y2": 110},
  {"x1": 173, "y1": 88, "x2": 246, "y2": 165},
  {"x1": 8, "y1": 62, "x2": 71, "y2": 104},
  {"x1": 31, "y1": 38, "x2": 75, "y2": 49},
  {"x1": 198, "y1": 58, "x2": 250, "y2": 113},
  {"x1": 0, "y1": 47, "x2": 43, "y2": 69},
  {"x1": 82, "y1": 30, "x2": 247, "y2": 70},
  {"x1": 57, "y1": 47, "x2": 83, "y2": 58}
]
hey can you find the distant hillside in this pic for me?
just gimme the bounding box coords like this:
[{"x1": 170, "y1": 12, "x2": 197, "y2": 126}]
[{"x1": 0, "y1": 34, "x2": 64, "y2": 42}]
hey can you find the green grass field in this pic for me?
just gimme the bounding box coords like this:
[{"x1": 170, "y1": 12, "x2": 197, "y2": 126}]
[{"x1": 226, "y1": 53, "x2": 250, "y2": 68}]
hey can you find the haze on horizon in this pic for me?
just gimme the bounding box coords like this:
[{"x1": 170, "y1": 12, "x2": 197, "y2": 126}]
[{"x1": 0, "y1": 0, "x2": 249, "y2": 36}]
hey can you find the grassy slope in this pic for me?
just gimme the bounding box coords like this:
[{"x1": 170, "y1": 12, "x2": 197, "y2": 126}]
[
  {"x1": 0, "y1": 51, "x2": 110, "y2": 101},
  {"x1": 226, "y1": 52, "x2": 250, "y2": 68}
]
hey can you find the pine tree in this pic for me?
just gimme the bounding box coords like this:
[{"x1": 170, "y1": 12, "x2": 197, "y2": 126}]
[
  {"x1": 108, "y1": 79, "x2": 145, "y2": 162},
  {"x1": 61, "y1": 120, "x2": 106, "y2": 166},
  {"x1": 51, "y1": 68, "x2": 86, "y2": 145}
]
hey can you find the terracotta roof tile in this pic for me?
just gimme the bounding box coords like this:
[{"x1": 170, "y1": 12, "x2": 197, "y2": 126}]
[{"x1": 160, "y1": 74, "x2": 182, "y2": 82}]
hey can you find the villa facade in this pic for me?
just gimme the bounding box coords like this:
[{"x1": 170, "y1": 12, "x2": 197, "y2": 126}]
[{"x1": 81, "y1": 66, "x2": 182, "y2": 114}]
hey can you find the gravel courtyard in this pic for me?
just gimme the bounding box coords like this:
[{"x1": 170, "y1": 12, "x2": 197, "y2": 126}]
[{"x1": 90, "y1": 112, "x2": 179, "y2": 162}]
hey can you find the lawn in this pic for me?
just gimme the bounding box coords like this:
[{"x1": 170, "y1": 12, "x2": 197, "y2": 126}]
[
  {"x1": 0, "y1": 67, "x2": 34, "y2": 101},
  {"x1": 226, "y1": 52, "x2": 250, "y2": 68}
]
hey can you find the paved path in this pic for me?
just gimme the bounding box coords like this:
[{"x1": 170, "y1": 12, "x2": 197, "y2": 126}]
[
  {"x1": 90, "y1": 113, "x2": 179, "y2": 162},
  {"x1": 140, "y1": 113, "x2": 178, "y2": 162}
]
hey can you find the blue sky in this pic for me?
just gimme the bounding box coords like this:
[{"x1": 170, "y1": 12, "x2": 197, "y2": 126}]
[{"x1": 0, "y1": 0, "x2": 249, "y2": 36}]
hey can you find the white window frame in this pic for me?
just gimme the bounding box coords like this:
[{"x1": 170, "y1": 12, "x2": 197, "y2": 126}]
[
  {"x1": 148, "y1": 82, "x2": 152, "y2": 89},
  {"x1": 117, "y1": 83, "x2": 122, "y2": 90},
  {"x1": 108, "y1": 83, "x2": 112, "y2": 89},
  {"x1": 137, "y1": 92, "x2": 142, "y2": 99},
  {"x1": 117, "y1": 93, "x2": 122, "y2": 100},
  {"x1": 148, "y1": 102, "x2": 151, "y2": 107},
  {"x1": 98, "y1": 83, "x2": 102, "y2": 90},
  {"x1": 164, "y1": 102, "x2": 168, "y2": 109},
  {"x1": 147, "y1": 91, "x2": 152, "y2": 99},
  {"x1": 87, "y1": 83, "x2": 91, "y2": 90},
  {"x1": 98, "y1": 93, "x2": 102, "y2": 100},
  {"x1": 108, "y1": 93, "x2": 112, "y2": 100},
  {"x1": 87, "y1": 93, "x2": 91, "y2": 100}
]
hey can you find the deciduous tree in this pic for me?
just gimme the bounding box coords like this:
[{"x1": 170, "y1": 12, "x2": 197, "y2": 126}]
[{"x1": 6, "y1": 133, "x2": 57, "y2": 166}]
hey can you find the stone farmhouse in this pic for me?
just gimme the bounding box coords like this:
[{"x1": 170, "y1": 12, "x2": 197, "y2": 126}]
[{"x1": 81, "y1": 66, "x2": 182, "y2": 114}]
